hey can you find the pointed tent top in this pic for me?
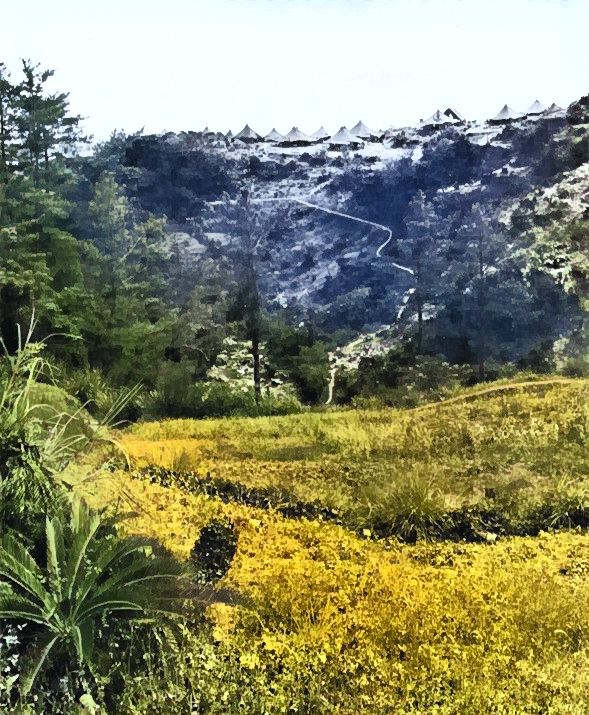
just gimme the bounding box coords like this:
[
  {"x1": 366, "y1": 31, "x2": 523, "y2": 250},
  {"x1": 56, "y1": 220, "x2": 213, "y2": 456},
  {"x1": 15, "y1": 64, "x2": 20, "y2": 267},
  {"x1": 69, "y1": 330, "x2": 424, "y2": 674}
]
[
  {"x1": 265, "y1": 128, "x2": 284, "y2": 141},
  {"x1": 282, "y1": 127, "x2": 314, "y2": 143},
  {"x1": 526, "y1": 100, "x2": 547, "y2": 115},
  {"x1": 202, "y1": 126, "x2": 210, "y2": 134},
  {"x1": 234, "y1": 124, "x2": 262, "y2": 140},
  {"x1": 421, "y1": 110, "x2": 458, "y2": 127},
  {"x1": 444, "y1": 108, "x2": 465, "y2": 122},
  {"x1": 329, "y1": 126, "x2": 363, "y2": 144},
  {"x1": 225, "y1": 130, "x2": 233, "y2": 138},
  {"x1": 491, "y1": 105, "x2": 523, "y2": 121},
  {"x1": 547, "y1": 102, "x2": 563, "y2": 114},
  {"x1": 350, "y1": 120, "x2": 379, "y2": 138},
  {"x1": 312, "y1": 126, "x2": 330, "y2": 139}
]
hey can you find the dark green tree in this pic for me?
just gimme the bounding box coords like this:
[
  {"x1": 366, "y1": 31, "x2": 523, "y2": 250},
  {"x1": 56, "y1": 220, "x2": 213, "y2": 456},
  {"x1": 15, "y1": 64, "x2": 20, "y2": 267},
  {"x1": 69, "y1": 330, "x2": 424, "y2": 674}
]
[
  {"x1": 0, "y1": 63, "x2": 19, "y2": 191},
  {"x1": 15, "y1": 60, "x2": 88, "y2": 187},
  {"x1": 450, "y1": 204, "x2": 501, "y2": 381},
  {"x1": 200, "y1": 190, "x2": 283, "y2": 403},
  {"x1": 400, "y1": 191, "x2": 448, "y2": 353}
]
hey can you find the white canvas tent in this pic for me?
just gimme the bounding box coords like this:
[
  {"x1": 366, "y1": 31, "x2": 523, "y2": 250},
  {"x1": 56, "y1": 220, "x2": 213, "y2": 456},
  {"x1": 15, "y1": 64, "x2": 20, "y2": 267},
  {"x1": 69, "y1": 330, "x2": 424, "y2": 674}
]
[
  {"x1": 420, "y1": 110, "x2": 458, "y2": 127},
  {"x1": 311, "y1": 126, "x2": 330, "y2": 140},
  {"x1": 280, "y1": 127, "x2": 315, "y2": 145},
  {"x1": 265, "y1": 128, "x2": 284, "y2": 142},
  {"x1": 546, "y1": 103, "x2": 563, "y2": 114},
  {"x1": 489, "y1": 105, "x2": 524, "y2": 123},
  {"x1": 526, "y1": 100, "x2": 547, "y2": 115},
  {"x1": 328, "y1": 126, "x2": 364, "y2": 148},
  {"x1": 234, "y1": 124, "x2": 262, "y2": 142},
  {"x1": 350, "y1": 120, "x2": 380, "y2": 139}
]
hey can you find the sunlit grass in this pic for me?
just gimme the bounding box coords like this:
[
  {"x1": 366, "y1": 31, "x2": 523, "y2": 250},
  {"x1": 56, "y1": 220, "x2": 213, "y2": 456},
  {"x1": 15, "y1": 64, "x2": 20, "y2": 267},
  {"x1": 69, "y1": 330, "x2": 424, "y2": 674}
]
[{"x1": 79, "y1": 377, "x2": 589, "y2": 713}]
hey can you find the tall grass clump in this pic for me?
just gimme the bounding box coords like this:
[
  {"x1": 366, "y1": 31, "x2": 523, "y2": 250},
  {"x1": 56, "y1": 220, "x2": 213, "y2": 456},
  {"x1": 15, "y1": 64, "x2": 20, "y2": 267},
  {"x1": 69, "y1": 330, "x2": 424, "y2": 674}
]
[{"x1": 0, "y1": 326, "x2": 71, "y2": 530}]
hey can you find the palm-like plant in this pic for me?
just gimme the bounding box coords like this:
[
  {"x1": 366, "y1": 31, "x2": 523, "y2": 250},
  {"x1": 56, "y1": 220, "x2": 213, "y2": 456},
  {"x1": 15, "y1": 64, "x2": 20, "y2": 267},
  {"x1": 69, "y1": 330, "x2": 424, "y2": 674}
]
[{"x1": 0, "y1": 498, "x2": 183, "y2": 696}]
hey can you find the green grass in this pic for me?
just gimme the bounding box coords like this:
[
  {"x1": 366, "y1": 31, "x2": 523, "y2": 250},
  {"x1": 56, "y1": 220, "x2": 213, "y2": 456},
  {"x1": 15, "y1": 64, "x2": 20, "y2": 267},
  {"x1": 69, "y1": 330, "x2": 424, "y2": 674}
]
[{"x1": 124, "y1": 377, "x2": 589, "y2": 539}]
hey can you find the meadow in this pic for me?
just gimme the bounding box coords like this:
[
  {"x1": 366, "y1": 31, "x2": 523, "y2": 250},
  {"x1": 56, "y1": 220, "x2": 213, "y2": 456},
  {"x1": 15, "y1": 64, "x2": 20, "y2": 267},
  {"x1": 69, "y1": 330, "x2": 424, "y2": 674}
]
[
  {"x1": 72, "y1": 377, "x2": 589, "y2": 713},
  {"x1": 120, "y1": 378, "x2": 589, "y2": 539}
]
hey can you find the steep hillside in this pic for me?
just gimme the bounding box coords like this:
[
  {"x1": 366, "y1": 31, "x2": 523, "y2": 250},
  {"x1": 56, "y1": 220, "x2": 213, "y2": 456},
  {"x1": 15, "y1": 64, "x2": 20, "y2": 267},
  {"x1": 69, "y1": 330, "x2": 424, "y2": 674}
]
[{"x1": 112, "y1": 100, "x2": 588, "y2": 367}]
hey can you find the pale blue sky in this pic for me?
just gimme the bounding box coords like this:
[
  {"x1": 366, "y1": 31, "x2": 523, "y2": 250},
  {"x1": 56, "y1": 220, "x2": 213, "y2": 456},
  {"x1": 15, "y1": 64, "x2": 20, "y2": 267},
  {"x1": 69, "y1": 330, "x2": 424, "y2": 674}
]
[{"x1": 3, "y1": 0, "x2": 588, "y2": 142}]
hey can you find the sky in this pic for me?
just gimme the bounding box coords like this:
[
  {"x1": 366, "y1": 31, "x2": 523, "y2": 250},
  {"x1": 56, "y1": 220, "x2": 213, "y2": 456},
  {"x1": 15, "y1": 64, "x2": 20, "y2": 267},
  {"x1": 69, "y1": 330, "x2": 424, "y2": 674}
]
[{"x1": 3, "y1": 0, "x2": 589, "y2": 143}]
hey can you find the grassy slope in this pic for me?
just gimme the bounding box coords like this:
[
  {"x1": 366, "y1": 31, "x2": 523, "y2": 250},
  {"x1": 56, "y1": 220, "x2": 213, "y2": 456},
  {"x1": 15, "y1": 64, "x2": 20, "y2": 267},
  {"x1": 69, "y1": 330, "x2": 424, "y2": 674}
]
[
  {"x1": 78, "y1": 377, "x2": 589, "y2": 714},
  {"x1": 121, "y1": 378, "x2": 589, "y2": 535}
]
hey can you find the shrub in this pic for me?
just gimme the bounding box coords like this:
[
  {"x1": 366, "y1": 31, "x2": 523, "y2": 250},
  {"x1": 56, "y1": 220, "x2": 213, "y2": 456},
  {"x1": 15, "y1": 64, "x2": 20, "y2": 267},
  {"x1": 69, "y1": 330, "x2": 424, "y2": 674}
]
[
  {"x1": 359, "y1": 473, "x2": 449, "y2": 541},
  {"x1": 148, "y1": 380, "x2": 301, "y2": 420},
  {"x1": 190, "y1": 521, "x2": 238, "y2": 584}
]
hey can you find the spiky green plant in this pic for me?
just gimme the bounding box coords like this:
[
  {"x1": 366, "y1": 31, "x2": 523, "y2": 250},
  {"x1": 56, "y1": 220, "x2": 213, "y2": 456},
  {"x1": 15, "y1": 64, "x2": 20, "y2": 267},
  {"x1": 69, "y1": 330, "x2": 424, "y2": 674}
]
[
  {"x1": 0, "y1": 319, "x2": 141, "y2": 531},
  {"x1": 359, "y1": 474, "x2": 449, "y2": 542},
  {"x1": 0, "y1": 498, "x2": 184, "y2": 698},
  {"x1": 388, "y1": 475, "x2": 449, "y2": 542},
  {"x1": 0, "y1": 323, "x2": 67, "y2": 528}
]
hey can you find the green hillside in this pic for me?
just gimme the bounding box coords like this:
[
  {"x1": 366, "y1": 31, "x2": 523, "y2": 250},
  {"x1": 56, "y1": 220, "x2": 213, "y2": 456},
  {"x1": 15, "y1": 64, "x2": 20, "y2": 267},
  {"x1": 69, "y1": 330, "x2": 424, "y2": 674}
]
[{"x1": 64, "y1": 377, "x2": 589, "y2": 715}]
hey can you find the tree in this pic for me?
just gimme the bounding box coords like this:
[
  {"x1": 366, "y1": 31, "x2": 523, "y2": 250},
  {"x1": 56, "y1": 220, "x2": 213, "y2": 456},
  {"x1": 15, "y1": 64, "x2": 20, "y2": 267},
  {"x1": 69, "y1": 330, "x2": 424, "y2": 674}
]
[
  {"x1": 451, "y1": 203, "x2": 502, "y2": 381},
  {"x1": 400, "y1": 191, "x2": 448, "y2": 353},
  {"x1": 15, "y1": 60, "x2": 88, "y2": 187},
  {"x1": 84, "y1": 171, "x2": 176, "y2": 385},
  {"x1": 0, "y1": 204, "x2": 88, "y2": 357},
  {"x1": 0, "y1": 63, "x2": 19, "y2": 189},
  {"x1": 199, "y1": 190, "x2": 285, "y2": 403},
  {"x1": 439, "y1": 201, "x2": 545, "y2": 376}
]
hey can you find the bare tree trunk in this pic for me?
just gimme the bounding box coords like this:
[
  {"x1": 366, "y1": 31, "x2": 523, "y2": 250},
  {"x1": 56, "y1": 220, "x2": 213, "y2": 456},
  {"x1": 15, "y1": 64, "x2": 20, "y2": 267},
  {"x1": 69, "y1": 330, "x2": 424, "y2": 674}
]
[
  {"x1": 416, "y1": 293, "x2": 423, "y2": 355},
  {"x1": 477, "y1": 320, "x2": 485, "y2": 382},
  {"x1": 477, "y1": 233, "x2": 486, "y2": 382},
  {"x1": 44, "y1": 143, "x2": 49, "y2": 182},
  {"x1": 415, "y1": 258, "x2": 423, "y2": 354},
  {"x1": 245, "y1": 249, "x2": 262, "y2": 405}
]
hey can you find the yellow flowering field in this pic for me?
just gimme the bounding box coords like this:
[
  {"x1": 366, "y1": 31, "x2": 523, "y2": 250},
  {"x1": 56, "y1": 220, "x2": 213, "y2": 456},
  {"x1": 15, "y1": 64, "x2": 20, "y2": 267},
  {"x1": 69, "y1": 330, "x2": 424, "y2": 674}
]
[
  {"x1": 119, "y1": 378, "x2": 589, "y2": 537},
  {"x1": 81, "y1": 471, "x2": 589, "y2": 714},
  {"x1": 79, "y1": 377, "x2": 589, "y2": 713}
]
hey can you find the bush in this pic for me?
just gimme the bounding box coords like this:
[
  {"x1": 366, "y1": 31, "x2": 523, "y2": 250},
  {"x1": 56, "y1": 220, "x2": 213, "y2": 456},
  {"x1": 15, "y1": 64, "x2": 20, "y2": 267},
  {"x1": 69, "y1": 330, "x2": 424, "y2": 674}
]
[
  {"x1": 190, "y1": 521, "x2": 238, "y2": 584},
  {"x1": 59, "y1": 366, "x2": 144, "y2": 422},
  {"x1": 148, "y1": 379, "x2": 301, "y2": 420},
  {"x1": 151, "y1": 360, "x2": 196, "y2": 418}
]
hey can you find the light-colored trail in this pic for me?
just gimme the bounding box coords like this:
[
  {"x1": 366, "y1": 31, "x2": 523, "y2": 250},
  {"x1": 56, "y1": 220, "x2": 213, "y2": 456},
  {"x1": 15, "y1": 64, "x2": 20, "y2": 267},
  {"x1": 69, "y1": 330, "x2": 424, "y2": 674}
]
[
  {"x1": 252, "y1": 194, "x2": 415, "y2": 403},
  {"x1": 253, "y1": 196, "x2": 414, "y2": 274}
]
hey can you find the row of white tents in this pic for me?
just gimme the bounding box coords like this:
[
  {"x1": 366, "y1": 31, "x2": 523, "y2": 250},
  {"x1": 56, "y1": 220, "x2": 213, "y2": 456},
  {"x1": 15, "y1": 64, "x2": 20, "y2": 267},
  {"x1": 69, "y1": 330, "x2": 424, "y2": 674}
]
[
  {"x1": 205, "y1": 101, "x2": 565, "y2": 148},
  {"x1": 225, "y1": 120, "x2": 381, "y2": 147},
  {"x1": 488, "y1": 100, "x2": 562, "y2": 123},
  {"x1": 419, "y1": 101, "x2": 563, "y2": 128}
]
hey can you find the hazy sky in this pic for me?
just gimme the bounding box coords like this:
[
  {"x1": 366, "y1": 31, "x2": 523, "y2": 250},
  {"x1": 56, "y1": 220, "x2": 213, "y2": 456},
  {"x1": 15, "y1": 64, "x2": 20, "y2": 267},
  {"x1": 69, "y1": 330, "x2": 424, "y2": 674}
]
[{"x1": 3, "y1": 0, "x2": 588, "y2": 142}]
